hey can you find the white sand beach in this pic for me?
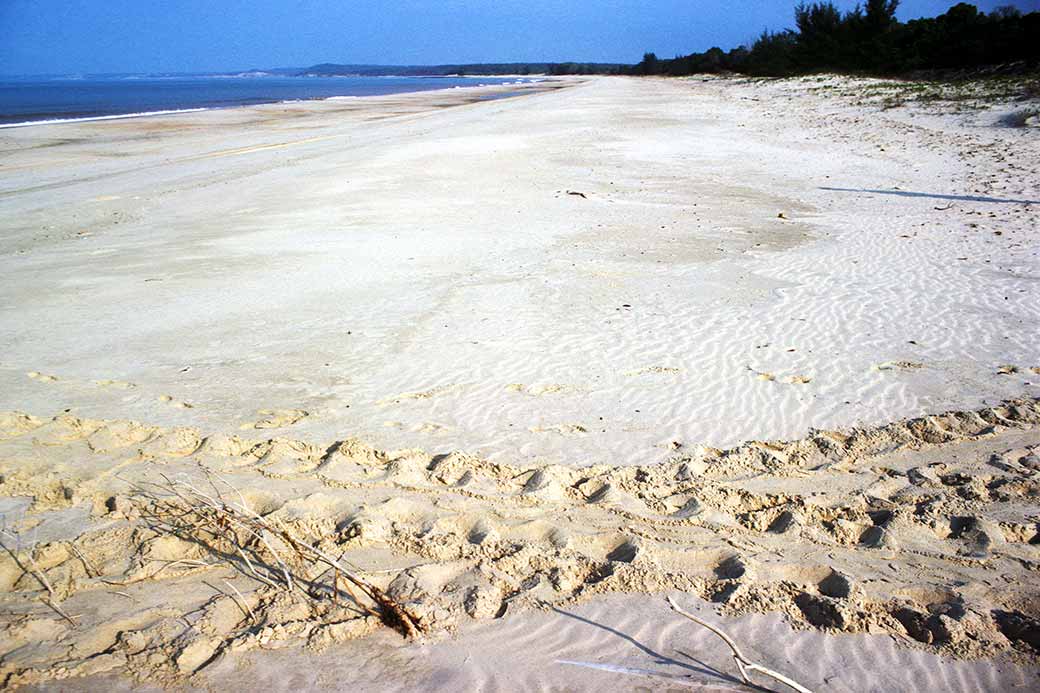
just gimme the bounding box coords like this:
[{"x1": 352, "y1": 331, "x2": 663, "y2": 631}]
[{"x1": 1, "y1": 76, "x2": 1038, "y2": 690}]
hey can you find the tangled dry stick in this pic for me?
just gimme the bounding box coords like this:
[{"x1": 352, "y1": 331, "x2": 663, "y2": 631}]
[
  {"x1": 667, "y1": 596, "x2": 813, "y2": 693},
  {"x1": 140, "y1": 474, "x2": 423, "y2": 639}
]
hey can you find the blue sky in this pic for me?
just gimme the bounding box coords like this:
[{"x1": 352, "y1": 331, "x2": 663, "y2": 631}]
[{"x1": 1, "y1": 0, "x2": 1037, "y2": 75}]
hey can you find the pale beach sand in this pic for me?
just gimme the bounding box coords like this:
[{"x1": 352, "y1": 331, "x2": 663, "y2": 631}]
[
  {"x1": 1, "y1": 76, "x2": 1036, "y2": 465},
  {"x1": 0, "y1": 76, "x2": 1038, "y2": 690}
]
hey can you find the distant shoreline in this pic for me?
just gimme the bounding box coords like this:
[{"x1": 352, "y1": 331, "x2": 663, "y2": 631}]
[
  {"x1": 0, "y1": 107, "x2": 209, "y2": 129},
  {"x1": 0, "y1": 74, "x2": 539, "y2": 128}
]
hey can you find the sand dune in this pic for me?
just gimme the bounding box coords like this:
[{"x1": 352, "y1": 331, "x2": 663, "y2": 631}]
[
  {"x1": 2, "y1": 76, "x2": 1036, "y2": 469},
  {"x1": 1, "y1": 399, "x2": 1038, "y2": 688},
  {"x1": 1, "y1": 75, "x2": 1038, "y2": 689}
]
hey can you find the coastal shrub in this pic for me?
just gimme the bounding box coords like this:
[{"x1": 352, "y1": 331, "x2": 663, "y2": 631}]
[{"x1": 632, "y1": 1, "x2": 1040, "y2": 78}]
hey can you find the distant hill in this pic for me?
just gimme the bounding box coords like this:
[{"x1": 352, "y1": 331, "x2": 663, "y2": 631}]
[
  {"x1": 297, "y1": 62, "x2": 629, "y2": 76},
  {"x1": 244, "y1": 67, "x2": 305, "y2": 76}
]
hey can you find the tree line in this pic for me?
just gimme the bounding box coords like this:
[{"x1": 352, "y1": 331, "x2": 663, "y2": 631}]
[{"x1": 634, "y1": 2, "x2": 1040, "y2": 77}]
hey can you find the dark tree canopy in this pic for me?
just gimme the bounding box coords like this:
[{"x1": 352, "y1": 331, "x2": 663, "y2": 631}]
[{"x1": 632, "y1": 1, "x2": 1039, "y2": 77}]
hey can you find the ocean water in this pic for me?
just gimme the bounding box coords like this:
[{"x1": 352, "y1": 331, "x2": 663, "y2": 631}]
[{"x1": 0, "y1": 74, "x2": 532, "y2": 127}]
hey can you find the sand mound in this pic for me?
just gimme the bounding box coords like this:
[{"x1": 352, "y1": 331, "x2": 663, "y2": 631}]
[{"x1": 1, "y1": 398, "x2": 1038, "y2": 687}]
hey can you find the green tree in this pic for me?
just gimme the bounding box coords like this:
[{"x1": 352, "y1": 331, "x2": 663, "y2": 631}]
[
  {"x1": 638, "y1": 52, "x2": 660, "y2": 75},
  {"x1": 794, "y1": 2, "x2": 845, "y2": 68},
  {"x1": 864, "y1": 0, "x2": 899, "y2": 32}
]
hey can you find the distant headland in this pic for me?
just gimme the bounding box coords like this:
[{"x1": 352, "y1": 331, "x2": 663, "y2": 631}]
[{"x1": 293, "y1": 62, "x2": 629, "y2": 77}]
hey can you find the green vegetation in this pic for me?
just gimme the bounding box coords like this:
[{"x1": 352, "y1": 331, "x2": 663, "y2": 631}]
[
  {"x1": 788, "y1": 73, "x2": 1039, "y2": 114},
  {"x1": 634, "y1": 2, "x2": 1040, "y2": 77}
]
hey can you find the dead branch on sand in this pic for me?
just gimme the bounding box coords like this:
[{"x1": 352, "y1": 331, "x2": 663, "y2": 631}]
[
  {"x1": 222, "y1": 579, "x2": 255, "y2": 621},
  {"x1": 667, "y1": 596, "x2": 813, "y2": 693},
  {"x1": 137, "y1": 474, "x2": 422, "y2": 638},
  {"x1": 68, "y1": 540, "x2": 101, "y2": 579},
  {"x1": 0, "y1": 526, "x2": 78, "y2": 627}
]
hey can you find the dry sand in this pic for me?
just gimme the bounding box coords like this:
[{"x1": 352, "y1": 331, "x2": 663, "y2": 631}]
[{"x1": 1, "y1": 75, "x2": 1038, "y2": 690}]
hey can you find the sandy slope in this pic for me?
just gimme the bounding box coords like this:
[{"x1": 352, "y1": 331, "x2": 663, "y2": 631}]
[
  {"x1": 1, "y1": 401, "x2": 1039, "y2": 690},
  {"x1": 62, "y1": 597, "x2": 1040, "y2": 692},
  {"x1": 1, "y1": 76, "x2": 1036, "y2": 468},
  {"x1": 1, "y1": 76, "x2": 1039, "y2": 690}
]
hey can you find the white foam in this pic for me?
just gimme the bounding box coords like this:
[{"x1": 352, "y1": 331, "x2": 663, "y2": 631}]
[{"x1": 0, "y1": 107, "x2": 209, "y2": 129}]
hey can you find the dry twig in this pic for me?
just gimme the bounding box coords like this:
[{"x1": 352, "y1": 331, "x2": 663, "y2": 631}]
[
  {"x1": 68, "y1": 541, "x2": 100, "y2": 579},
  {"x1": 100, "y1": 557, "x2": 212, "y2": 587},
  {"x1": 1, "y1": 528, "x2": 56, "y2": 597},
  {"x1": 1, "y1": 527, "x2": 78, "y2": 627},
  {"x1": 666, "y1": 596, "x2": 813, "y2": 693},
  {"x1": 140, "y1": 474, "x2": 422, "y2": 638},
  {"x1": 223, "y1": 579, "x2": 255, "y2": 620},
  {"x1": 41, "y1": 598, "x2": 78, "y2": 627}
]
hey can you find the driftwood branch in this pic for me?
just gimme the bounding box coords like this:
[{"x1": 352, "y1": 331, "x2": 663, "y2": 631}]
[{"x1": 666, "y1": 596, "x2": 813, "y2": 693}]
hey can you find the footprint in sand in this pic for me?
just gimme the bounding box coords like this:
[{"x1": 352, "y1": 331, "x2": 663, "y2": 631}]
[
  {"x1": 506, "y1": 383, "x2": 574, "y2": 396},
  {"x1": 242, "y1": 409, "x2": 308, "y2": 430},
  {"x1": 379, "y1": 384, "x2": 460, "y2": 406},
  {"x1": 27, "y1": 372, "x2": 143, "y2": 390},
  {"x1": 413, "y1": 422, "x2": 453, "y2": 435},
  {"x1": 747, "y1": 367, "x2": 810, "y2": 384},
  {"x1": 94, "y1": 379, "x2": 136, "y2": 390},
  {"x1": 873, "y1": 361, "x2": 924, "y2": 372},
  {"x1": 623, "y1": 366, "x2": 682, "y2": 377},
  {"x1": 384, "y1": 421, "x2": 454, "y2": 435},
  {"x1": 529, "y1": 423, "x2": 588, "y2": 435},
  {"x1": 158, "y1": 394, "x2": 194, "y2": 409}
]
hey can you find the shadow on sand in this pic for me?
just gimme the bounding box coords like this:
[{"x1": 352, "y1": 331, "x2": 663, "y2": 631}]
[
  {"x1": 551, "y1": 607, "x2": 773, "y2": 691},
  {"x1": 819, "y1": 187, "x2": 1038, "y2": 205}
]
